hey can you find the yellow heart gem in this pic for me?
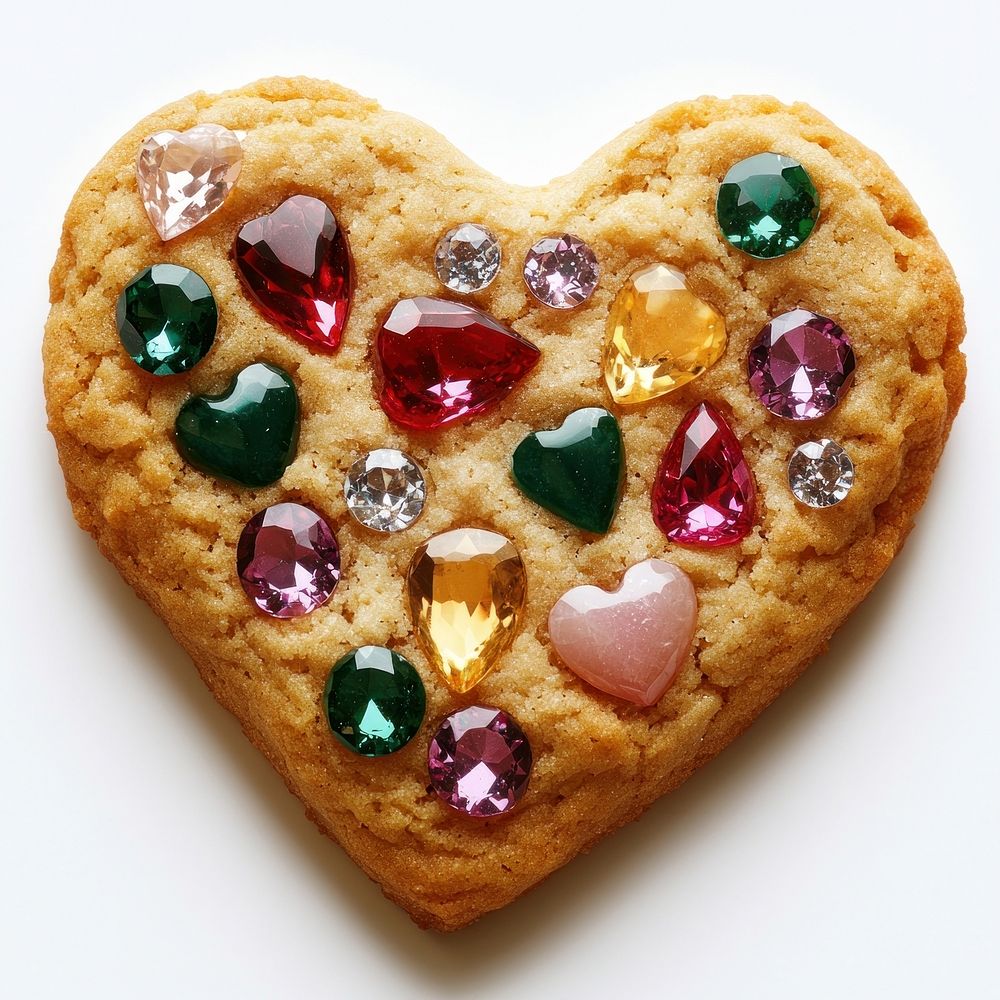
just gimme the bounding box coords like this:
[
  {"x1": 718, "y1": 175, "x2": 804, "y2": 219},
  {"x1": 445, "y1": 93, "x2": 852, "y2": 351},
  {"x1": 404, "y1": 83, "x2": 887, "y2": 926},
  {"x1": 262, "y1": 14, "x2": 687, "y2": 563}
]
[{"x1": 604, "y1": 263, "x2": 727, "y2": 405}]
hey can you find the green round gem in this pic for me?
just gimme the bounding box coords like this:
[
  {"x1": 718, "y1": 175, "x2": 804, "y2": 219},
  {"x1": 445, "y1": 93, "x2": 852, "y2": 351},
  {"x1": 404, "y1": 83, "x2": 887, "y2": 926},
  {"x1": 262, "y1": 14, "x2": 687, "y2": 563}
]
[
  {"x1": 324, "y1": 646, "x2": 426, "y2": 757},
  {"x1": 716, "y1": 152, "x2": 820, "y2": 259},
  {"x1": 115, "y1": 264, "x2": 217, "y2": 375}
]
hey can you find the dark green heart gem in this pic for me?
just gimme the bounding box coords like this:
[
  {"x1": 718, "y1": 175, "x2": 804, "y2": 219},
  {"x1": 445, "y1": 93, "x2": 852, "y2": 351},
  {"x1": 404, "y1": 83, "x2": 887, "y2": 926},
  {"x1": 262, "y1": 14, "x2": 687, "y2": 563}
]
[
  {"x1": 175, "y1": 362, "x2": 299, "y2": 487},
  {"x1": 512, "y1": 407, "x2": 625, "y2": 534}
]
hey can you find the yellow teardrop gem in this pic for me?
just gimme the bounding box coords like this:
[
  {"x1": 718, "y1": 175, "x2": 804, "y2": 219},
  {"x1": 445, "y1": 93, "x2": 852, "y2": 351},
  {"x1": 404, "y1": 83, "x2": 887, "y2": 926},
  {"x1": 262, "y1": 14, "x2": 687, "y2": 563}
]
[
  {"x1": 603, "y1": 263, "x2": 727, "y2": 405},
  {"x1": 406, "y1": 528, "x2": 526, "y2": 693}
]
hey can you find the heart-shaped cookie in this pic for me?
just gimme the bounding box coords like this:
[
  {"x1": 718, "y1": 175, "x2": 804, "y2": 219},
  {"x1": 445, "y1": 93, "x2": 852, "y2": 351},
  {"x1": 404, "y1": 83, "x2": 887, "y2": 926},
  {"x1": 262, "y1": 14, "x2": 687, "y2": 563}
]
[{"x1": 43, "y1": 77, "x2": 965, "y2": 931}]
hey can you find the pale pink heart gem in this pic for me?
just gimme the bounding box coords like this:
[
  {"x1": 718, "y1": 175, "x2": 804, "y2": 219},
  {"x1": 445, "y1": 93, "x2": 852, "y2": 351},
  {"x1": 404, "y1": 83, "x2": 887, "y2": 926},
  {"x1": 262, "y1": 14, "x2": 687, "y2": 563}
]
[
  {"x1": 548, "y1": 558, "x2": 698, "y2": 707},
  {"x1": 136, "y1": 123, "x2": 243, "y2": 240}
]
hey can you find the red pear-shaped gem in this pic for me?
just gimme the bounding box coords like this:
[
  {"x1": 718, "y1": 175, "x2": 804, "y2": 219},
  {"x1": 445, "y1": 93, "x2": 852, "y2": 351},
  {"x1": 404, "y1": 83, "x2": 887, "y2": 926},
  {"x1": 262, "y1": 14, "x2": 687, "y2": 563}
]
[
  {"x1": 375, "y1": 297, "x2": 541, "y2": 430},
  {"x1": 652, "y1": 402, "x2": 756, "y2": 547},
  {"x1": 233, "y1": 194, "x2": 353, "y2": 350}
]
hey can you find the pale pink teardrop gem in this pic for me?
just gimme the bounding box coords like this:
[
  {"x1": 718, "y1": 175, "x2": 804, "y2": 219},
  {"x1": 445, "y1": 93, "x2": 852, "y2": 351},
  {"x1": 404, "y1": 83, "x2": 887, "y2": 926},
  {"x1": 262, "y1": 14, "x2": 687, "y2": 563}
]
[
  {"x1": 136, "y1": 123, "x2": 243, "y2": 240},
  {"x1": 548, "y1": 559, "x2": 697, "y2": 706}
]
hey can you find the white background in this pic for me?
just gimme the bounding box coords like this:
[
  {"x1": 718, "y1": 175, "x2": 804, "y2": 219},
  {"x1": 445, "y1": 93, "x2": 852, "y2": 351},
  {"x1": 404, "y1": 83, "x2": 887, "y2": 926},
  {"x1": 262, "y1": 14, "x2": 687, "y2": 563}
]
[{"x1": 2, "y1": 2, "x2": 997, "y2": 997}]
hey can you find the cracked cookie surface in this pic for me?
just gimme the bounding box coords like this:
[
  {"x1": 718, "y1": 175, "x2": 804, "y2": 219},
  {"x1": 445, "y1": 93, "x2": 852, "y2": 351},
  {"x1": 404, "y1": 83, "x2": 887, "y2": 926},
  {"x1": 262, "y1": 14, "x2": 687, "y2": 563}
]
[{"x1": 43, "y1": 77, "x2": 965, "y2": 930}]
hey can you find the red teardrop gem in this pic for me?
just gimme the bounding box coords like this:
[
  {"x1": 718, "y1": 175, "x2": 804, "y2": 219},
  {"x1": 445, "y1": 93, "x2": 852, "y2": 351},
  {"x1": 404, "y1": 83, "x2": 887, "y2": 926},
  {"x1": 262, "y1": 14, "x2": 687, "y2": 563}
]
[
  {"x1": 233, "y1": 194, "x2": 353, "y2": 350},
  {"x1": 375, "y1": 297, "x2": 541, "y2": 430},
  {"x1": 652, "y1": 402, "x2": 756, "y2": 547}
]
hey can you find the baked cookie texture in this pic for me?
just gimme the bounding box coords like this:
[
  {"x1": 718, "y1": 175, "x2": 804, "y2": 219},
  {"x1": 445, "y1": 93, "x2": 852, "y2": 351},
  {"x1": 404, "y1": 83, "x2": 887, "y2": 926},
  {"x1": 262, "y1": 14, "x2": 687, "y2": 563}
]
[{"x1": 43, "y1": 77, "x2": 965, "y2": 930}]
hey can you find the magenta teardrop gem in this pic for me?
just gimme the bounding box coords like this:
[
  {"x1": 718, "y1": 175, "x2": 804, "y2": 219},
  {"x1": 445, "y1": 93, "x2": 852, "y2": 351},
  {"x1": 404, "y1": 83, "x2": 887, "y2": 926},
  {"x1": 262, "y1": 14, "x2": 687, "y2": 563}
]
[{"x1": 651, "y1": 402, "x2": 756, "y2": 547}]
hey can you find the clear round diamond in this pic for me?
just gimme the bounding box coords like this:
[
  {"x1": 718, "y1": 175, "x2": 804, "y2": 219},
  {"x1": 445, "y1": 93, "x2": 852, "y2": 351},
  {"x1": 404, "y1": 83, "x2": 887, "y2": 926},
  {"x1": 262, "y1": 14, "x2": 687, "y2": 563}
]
[
  {"x1": 522, "y1": 233, "x2": 599, "y2": 309},
  {"x1": 434, "y1": 223, "x2": 502, "y2": 293},
  {"x1": 788, "y1": 439, "x2": 854, "y2": 508},
  {"x1": 344, "y1": 449, "x2": 427, "y2": 532}
]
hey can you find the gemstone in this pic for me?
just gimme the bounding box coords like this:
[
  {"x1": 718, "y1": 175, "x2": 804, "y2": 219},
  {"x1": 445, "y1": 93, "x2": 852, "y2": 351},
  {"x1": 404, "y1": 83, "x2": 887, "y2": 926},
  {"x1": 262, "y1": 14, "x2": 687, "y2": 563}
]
[
  {"x1": 233, "y1": 194, "x2": 354, "y2": 350},
  {"x1": 115, "y1": 264, "x2": 217, "y2": 375},
  {"x1": 511, "y1": 407, "x2": 625, "y2": 534},
  {"x1": 548, "y1": 559, "x2": 697, "y2": 706},
  {"x1": 434, "y1": 223, "x2": 502, "y2": 293},
  {"x1": 236, "y1": 502, "x2": 340, "y2": 618},
  {"x1": 717, "y1": 152, "x2": 819, "y2": 259},
  {"x1": 175, "y1": 362, "x2": 299, "y2": 487},
  {"x1": 748, "y1": 309, "x2": 856, "y2": 420},
  {"x1": 375, "y1": 297, "x2": 540, "y2": 430},
  {"x1": 604, "y1": 263, "x2": 727, "y2": 405},
  {"x1": 427, "y1": 706, "x2": 532, "y2": 817},
  {"x1": 788, "y1": 439, "x2": 855, "y2": 507},
  {"x1": 136, "y1": 124, "x2": 243, "y2": 241},
  {"x1": 652, "y1": 402, "x2": 756, "y2": 547},
  {"x1": 522, "y1": 233, "x2": 599, "y2": 309},
  {"x1": 407, "y1": 528, "x2": 526, "y2": 693},
  {"x1": 323, "y1": 646, "x2": 426, "y2": 756},
  {"x1": 344, "y1": 449, "x2": 427, "y2": 532}
]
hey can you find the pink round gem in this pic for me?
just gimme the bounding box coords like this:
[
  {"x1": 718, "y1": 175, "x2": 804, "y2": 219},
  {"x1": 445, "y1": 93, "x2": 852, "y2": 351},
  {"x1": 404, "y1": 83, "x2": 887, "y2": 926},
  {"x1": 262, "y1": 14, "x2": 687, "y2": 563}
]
[
  {"x1": 428, "y1": 706, "x2": 532, "y2": 817},
  {"x1": 236, "y1": 503, "x2": 340, "y2": 618},
  {"x1": 522, "y1": 233, "x2": 599, "y2": 309},
  {"x1": 748, "y1": 309, "x2": 856, "y2": 420}
]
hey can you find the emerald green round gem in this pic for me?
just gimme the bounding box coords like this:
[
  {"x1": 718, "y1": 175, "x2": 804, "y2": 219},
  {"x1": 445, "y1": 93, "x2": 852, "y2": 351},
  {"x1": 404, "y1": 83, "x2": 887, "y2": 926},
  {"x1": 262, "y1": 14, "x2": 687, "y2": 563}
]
[
  {"x1": 716, "y1": 152, "x2": 820, "y2": 259},
  {"x1": 115, "y1": 264, "x2": 217, "y2": 375},
  {"x1": 324, "y1": 646, "x2": 426, "y2": 757}
]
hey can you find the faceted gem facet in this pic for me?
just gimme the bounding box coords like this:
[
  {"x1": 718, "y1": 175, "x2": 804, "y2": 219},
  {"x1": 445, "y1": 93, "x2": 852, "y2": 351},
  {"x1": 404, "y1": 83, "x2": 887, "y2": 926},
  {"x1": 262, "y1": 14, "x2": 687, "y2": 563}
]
[
  {"x1": 236, "y1": 502, "x2": 340, "y2": 618},
  {"x1": 651, "y1": 402, "x2": 756, "y2": 547},
  {"x1": 748, "y1": 309, "x2": 856, "y2": 420},
  {"x1": 324, "y1": 646, "x2": 426, "y2": 756},
  {"x1": 175, "y1": 362, "x2": 299, "y2": 487},
  {"x1": 548, "y1": 559, "x2": 698, "y2": 706},
  {"x1": 604, "y1": 263, "x2": 727, "y2": 405},
  {"x1": 375, "y1": 297, "x2": 540, "y2": 430},
  {"x1": 717, "y1": 152, "x2": 819, "y2": 259},
  {"x1": 136, "y1": 124, "x2": 243, "y2": 241},
  {"x1": 428, "y1": 706, "x2": 532, "y2": 817},
  {"x1": 344, "y1": 449, "x2": 427, "y2": 533},
  {"x1": 233, "y1": 194, "x2": 354, "y2": 350},
  {"x1": 788, "y1": 439, "x2": 855, "y2": 507},
  {"x1": 522, "y1": 233, "x2": 599, "y2": 309},
  {"x1": 434, "y1": 223, "x2": 502, "y2": 293},
  {"x1": 406, "y1": 528, "x2": 526, "y2": 693},
  {"x1": 115, "y1": 264, "x2": 217, "y2": 375},
  {"x1": 512, "y1": 407, "x2": 625, "y2": 534}
]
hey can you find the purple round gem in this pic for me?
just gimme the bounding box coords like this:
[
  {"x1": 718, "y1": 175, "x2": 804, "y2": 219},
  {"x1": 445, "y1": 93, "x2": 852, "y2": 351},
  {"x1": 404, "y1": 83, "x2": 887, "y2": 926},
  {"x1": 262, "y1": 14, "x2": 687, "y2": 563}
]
[
  {"x1": 748, "y1": 308, "x2": 856, "y2": 420},
  {"x1": 428, "y1": 706, "x2": 532, "y2": 817},
  {"x1": 236, "y1": 502, "x2": 340, "y2": 618},
  {"x1": 523, "y1": 233, "x2": 599, "y2": 309}
]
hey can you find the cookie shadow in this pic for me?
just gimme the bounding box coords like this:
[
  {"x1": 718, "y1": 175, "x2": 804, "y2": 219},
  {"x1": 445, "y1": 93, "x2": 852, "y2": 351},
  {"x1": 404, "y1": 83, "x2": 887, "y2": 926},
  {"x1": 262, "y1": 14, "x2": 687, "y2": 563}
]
[{"x1": 59, "y1": 440, "x2": 950, "y2": 992}]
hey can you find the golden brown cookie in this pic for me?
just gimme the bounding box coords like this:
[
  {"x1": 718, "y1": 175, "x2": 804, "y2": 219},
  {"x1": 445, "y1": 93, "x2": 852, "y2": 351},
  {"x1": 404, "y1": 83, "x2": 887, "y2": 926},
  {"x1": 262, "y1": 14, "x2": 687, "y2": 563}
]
[{"x1": 42, "y1": 76, "x2": 965, "y2": 930}]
